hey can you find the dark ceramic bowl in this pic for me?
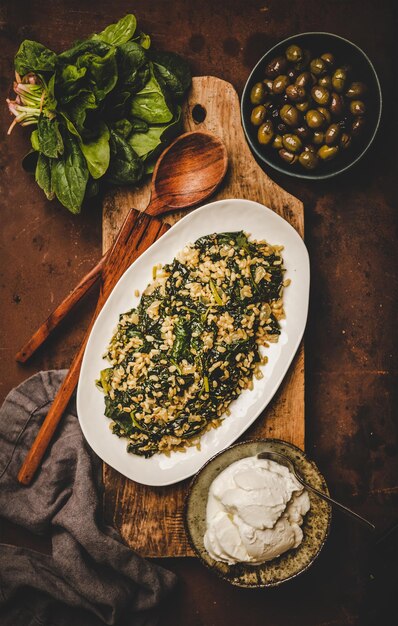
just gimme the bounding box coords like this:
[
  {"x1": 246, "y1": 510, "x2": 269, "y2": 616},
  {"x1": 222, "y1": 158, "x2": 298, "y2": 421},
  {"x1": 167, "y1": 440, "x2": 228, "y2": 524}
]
[
  {"x1": 185, "y1": 439, "x2": 332, "y2": 587},
  {"x1": 241, "y1": 32, "x2": 382, "y2": 180}
]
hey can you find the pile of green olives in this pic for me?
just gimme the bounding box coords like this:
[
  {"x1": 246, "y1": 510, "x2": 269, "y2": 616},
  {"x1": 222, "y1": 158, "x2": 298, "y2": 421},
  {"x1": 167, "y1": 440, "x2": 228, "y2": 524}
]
[{"x1": 248, "y1": 44, "x2": 369, "y2": 171}]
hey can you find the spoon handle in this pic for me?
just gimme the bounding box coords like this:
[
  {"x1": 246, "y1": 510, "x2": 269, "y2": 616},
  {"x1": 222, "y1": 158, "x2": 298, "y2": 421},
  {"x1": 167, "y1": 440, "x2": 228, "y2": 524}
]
[{"x1": 298, "y1": 478, "x2": 376, "y2": 531}]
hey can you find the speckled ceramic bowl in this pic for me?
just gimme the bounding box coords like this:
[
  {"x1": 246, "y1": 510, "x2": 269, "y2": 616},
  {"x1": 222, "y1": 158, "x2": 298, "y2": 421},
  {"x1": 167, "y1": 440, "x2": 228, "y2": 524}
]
[{"x1": 184, "y1": 439, "x2": 332, "y2": 587}]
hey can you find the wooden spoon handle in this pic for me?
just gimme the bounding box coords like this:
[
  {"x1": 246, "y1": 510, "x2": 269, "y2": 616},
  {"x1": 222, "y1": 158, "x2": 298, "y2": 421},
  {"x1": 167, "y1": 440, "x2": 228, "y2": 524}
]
[
  {"x1": 15, "y1": 254, "x2": 107, "y2": 363},
  {"x1": 17, "y1": 334, "x2": 89, "y2": 485},
  {"x1": 18, "y1": 209, "x2": 168, "y2": 486}
]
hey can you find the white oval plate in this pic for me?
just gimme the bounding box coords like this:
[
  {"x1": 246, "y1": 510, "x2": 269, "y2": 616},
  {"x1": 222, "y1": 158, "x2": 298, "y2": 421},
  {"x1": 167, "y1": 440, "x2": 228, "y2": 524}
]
[{"x1": 77, "y1": 199, "x2": 310, "y2": 486}]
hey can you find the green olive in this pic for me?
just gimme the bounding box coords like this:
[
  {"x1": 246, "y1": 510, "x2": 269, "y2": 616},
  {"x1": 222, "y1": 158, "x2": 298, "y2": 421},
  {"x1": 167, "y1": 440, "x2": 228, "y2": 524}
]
[
  {"x1": 332, "y1": 68, "x2": 347, "y2": 93},
  {"x1": 310, "y1": 57, "x2": 327, "y2": 76},
  {"x1": 311, "y1": 85, "x2": 330, "y2": 105},
  {"x1": 272, "y1": 75, "x2": 290, "y2": 94},
  {"x1": 295, "y1": 49, "x2": 311, "y2": 71},
  {"x1": 272, "y1": 134, "x2": 283, "y2": 149},
  {"x1": 282, "y1": 133, "x2": 303, "y2": 153},
  {"x1": 318, "y1": 75, "x2": 332, "y2": 89},
  {"x1": 320, "y1": 52, "x2": 335, "y2": 68},
  {"x1": 341, "y1": 63, "x2": 352, "y2": 77},
  {"x1": 250, "y1": 82, "x2": 267, "y2": 105},
  {"x1": 296, "y1": 101, "x2": 310, "y2": 112},
  {"x1": 317, "y1": 107, "x2": 331, "y2": 125},
  {"x1": 351, "y1": 116, "x2": 366, "y2": 136},
  {"x1": 257, "y1": 120, "x2": 274, "y2": 145},
  {"x1": 285, "y1": 84, "x2": 306, "y2": 102},
  {"x1": 318, "y1": 145, "x2": 339, "y2": 161},
  {"x1": 263, "y1": 78, "x2": 274, "y2": 92},
  {"x1": 340, "y1": 132, "x2": 352, "y2": 150},
  {"x1": 286, "y1": 44, "x2": 303, "y2": 63},
  {"x1": 295, "y1": 71, "x2": 312, "y2": 88},
  {"x1": 346, "y1": 81, "x2": 368, "y2": 99},
  {"x1": 265, "y1": 55, "x2": 288, "y2": 78},
  {"x1": 304, "y1": 144, "x2": 317, "y2": 154},
  {"x1": 305, "y1": 109, "x2": 325, "y2": 129},
  {"x1": 313, "y1": 130, "x2": 325, "y2": 145},
  {"x1": 350, "y1": 100, "x2": 366, "y2": 116},
  {"x1": 325, "y1": 123, "x2": 341, "y2": 146},
  {"x1": 330, "y1": 92, "x2": 345, "y2": 117},
  {"x1": 279, "y1": 148, "x2": 298, "y2": 164},
  {"x1": 296, "y1": 125, "x2": 312, "y2": 141},
  {"x1": 250, "y1": 105, "x2": 267, "y2": 126},
  {"x1": 280, "y1": 104, "x2": 301, "y2": 127},
  {"x1": 299, "y1": 150, "x2": 319, "y2": 170}
]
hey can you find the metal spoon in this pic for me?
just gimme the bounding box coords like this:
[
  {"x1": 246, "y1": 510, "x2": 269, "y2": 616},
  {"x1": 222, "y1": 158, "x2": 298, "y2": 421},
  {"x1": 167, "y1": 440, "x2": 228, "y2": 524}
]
[{"x1": 257, "y1": 450, "x2": 376, "y2": 531}]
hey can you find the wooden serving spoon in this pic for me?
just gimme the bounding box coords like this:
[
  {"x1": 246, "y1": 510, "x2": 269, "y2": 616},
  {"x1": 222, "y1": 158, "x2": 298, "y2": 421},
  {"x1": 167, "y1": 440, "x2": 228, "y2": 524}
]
[
  {"x1": 17, "y1": 130, "x2": 228, "y2": 485},
  {"x1": 15, "y1": 131, "x2": 227, "y2": 364}
]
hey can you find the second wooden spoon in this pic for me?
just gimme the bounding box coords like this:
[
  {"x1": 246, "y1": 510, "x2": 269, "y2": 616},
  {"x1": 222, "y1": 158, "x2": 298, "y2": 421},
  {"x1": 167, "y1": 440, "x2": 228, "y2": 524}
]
[
  {"x1": 17, "y1": 130, "x2": 228, "y2": 485},
  {"x1": 15, "y1": 130, "x2": 228, "y2": 363}
]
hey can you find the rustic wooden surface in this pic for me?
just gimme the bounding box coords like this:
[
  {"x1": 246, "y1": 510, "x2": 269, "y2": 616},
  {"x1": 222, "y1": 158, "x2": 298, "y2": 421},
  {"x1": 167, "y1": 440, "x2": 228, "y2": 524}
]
[
  {"x1": 102, "y1": 76, "x2": 305, "y2": 557},
  {"x1": 0, "y1": 1, "x2": 397, "y2": 624}
]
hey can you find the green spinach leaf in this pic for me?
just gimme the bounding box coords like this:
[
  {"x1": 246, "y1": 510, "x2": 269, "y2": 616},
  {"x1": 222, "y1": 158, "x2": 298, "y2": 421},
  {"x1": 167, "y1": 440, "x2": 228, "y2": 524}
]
[
  {"x1": 133, "y1": 32, "x2": 151, "y2": 49},
  {"x1": 130, "y1": 118, "x2": 149, "y2": 133},
  {"x1": 30, "y1": 130, "x2": 40, "y2": 152},
  {"x1": 15, "y1": 40, "x2": 57, "y2": 76},
  {"x1": 35, "y1": 153, "x2": 54, "y2": 200},
  {"x1": 58, "y1": 40, "x2": 118, "y2": 104},
  {"x1": 78, "y1": 47, "x2": 118, "y2": 102},
  {"x1": 118, "y1": 41, "x2": 149, "y2": 92},
  {"x1": 63, "y1": 91, "x2": 98, "y2": 133},
  {"x1": 150, "y1": 51, "x2": 191, "y2": 99},
  {"x1": 129, "y1": 105, "x2": 181, "y2": 160},
  {"x1": 37, "y1": 115, "x2": 64, "y2": 158},
  {"x1": 80, "y1": 121, "x2": 110, "y2": 179},
  {"x1": 101, "y1": 88, "x2": 131, "y2": 122},
  {"x1": 130, "y1": 63, "x2": 173, "y2": 123},
  {"x1": 51, "y1": 133, "x2": 88, "y2": 213},
  {"x1": 92, "y1": 14, "x2": 137, "y2": 46},
  {"x1": 85, "y1": 177, "x2": 101, "y2": 199},
  {"x1": 111, "y1": 118, "x2": 133, "y2": 138},
  {"x1": 106, "y1": 129, "x2": 144, "y2": 185},
  {"x1": 56, "y1": 64, "x2": 88, "y2": 104}
]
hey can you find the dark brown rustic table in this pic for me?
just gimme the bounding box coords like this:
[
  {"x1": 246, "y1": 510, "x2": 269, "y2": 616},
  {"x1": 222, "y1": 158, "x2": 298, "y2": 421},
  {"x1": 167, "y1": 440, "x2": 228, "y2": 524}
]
[{"x1": 0, "y1": 1, "x2": 397, "y2": 624}]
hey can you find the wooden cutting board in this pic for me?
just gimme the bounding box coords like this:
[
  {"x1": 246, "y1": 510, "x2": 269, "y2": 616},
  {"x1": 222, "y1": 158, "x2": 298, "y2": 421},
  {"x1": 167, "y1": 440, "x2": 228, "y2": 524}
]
[{"x1": 102, "y1": 76, "x2": 304, "y2": 557}]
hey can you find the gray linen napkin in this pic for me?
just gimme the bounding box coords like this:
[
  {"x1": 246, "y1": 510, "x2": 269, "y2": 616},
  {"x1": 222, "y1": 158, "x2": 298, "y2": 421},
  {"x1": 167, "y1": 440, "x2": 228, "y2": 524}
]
[{"x1": 0, "y1": 370, "x2": 177, "y2": 626}]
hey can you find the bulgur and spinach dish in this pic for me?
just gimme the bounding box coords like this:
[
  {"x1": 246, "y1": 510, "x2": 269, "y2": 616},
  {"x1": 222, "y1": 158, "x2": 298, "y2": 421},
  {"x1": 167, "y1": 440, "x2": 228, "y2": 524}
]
[{"x1": 96, "y1": 231, "x2": 289, "y2": 457}]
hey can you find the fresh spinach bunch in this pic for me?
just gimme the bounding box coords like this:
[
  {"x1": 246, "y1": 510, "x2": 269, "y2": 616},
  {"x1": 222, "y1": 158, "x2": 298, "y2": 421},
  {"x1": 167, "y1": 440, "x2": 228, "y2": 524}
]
[{"x1": 6, "y1": 14, "x2": 191, "y2": 213}]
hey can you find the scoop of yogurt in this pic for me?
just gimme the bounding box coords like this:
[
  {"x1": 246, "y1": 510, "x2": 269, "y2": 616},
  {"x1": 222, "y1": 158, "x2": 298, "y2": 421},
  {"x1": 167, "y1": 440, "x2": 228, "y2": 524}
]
[{"x1": 203, "y1": 455, "x2": 310, "y2": 564}]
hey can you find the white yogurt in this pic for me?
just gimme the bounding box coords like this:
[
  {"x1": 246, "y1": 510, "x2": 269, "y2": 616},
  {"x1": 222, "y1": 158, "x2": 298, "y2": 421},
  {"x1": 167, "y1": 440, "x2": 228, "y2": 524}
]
[{"x1": 203, "y1": 455, "x2": 310, "y2": 564}]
